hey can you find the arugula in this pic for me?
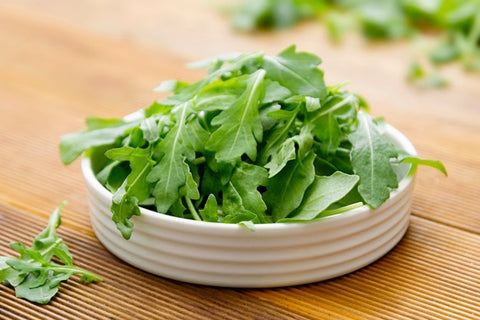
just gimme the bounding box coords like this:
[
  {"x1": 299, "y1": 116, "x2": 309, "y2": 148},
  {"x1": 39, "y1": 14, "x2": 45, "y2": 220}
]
[
  {"x1": 348, "y1": 112, "x2": 399, "y2": 208},
  {"x1": 232, "y1": 0, "x2": 323, "y2": 31},
  {"x1": 399, "y1": 156, "x2": 448, "y2": 176},
  {"x1": 60, "y1": 46, "x2": 446, "y2": 239},
  {"x1": 205, "y1": 70, "x2": 266, "y2": 163},
  {"x1": 222, "y1": 162, "x2": 269, "y2": 222},
  {"x1": 0, "y1": 202, "x2": 102, "y2": 304},
  {"x1": 278, "y1": 171, "x2": 360, "y2": 222},
  {"x1": 264, "y1": 152, "x2": 316, "y2": 221},
  {"x1": 106, "y1": 147, "x2": 155, "y2": 239},
  {"x1": 262, "y1": 46, "x2": 327, "y2": 98},
  {"x1": 231, "y1": 0, "x2": 480, "y2": 86}
]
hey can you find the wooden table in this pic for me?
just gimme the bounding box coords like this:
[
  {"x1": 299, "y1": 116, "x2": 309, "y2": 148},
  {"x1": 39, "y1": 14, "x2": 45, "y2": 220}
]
[{"x1": 1, "y1": 1, "x2": 479, "y2": 319}]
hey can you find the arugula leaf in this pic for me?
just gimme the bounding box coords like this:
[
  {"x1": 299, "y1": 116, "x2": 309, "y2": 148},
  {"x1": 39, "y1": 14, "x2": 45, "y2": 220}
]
[
  {"x1": 0, "y1": 203, "x2": 102, "y2": 304},
  {"x1": 199, "y1": 194, "x2": 219, "y2": 222},
  {"x1": 106, "y1": 147, "x2": 155, "y2": 239},
  {"x1": 258, "y1": 106, "x2": 299, "y2": 166},
  {"x1": 59, "y1": 120, "x2": 140, "y2": 165},
  {"x1": 312, "y1": 112, "x2": 342, "y2": 156},
  {"x1": 147, "y1": 102, "x2": 197, "y2": 214},
  {"x1": 262, "y1": 45, "x2": 327, "y2": 98},
  {"x1": 205, "y1": 70, "x2": 266, "y2": 163},
  {"x1": 194, "y1": 77, "x2": 246, "y2": 112},
  {"x1": 161, "y1": 51, "x2": 264, "y2": 105},
  {"x1": 264, "y1": 136, "x2": 296, "y2": 177},
  {"x1": 407, "y1": 61, "x2": 449, "y2": 88},
  {"x1": 223, "y1": 162, "x2": 269, "y2": 223},
  {"x1": 232, "y1": 0, "x2": 322, "y2": 31},
  {"x1": 264, "y1": 152, "x2": 316, "y2": 221},
  {"x1": 400, "y1": 156, "x2": 448, "y2": 176},
  {"x1": 279, "y1": 172, "x2": 359, "y2": 222},
  {"x1": 262, "y1": 79, "x2": 292, "y2": 104},
  {"x1": 85, "y1": 117, "x2": 126, "y2": 130},
  {"x1": 349, "y1": 112, "x2": 399, "y2": 208},
  {"x1": 140, "y1": 116, "x2": 162, "y2": 143},
  {"x1": 265, "y1": 127, "x2": 313, "y2": 177}
]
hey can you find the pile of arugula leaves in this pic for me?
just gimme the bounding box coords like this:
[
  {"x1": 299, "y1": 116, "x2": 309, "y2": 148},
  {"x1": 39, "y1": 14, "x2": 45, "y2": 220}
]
[
  {"x1": 60, "y1": 46, "x2": 446, "y2": 240},
  {"x1": 0, "y1": 202, "x2": 102, "y2": 304},
  {"x1": 232, "y1": 0, "x2": 480, "y2": 86}
]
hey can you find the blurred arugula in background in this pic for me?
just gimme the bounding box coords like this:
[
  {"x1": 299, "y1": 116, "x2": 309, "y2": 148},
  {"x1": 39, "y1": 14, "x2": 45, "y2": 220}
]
[{"x1": 232, "y1": 0, "x2": 480, "y2": 87}]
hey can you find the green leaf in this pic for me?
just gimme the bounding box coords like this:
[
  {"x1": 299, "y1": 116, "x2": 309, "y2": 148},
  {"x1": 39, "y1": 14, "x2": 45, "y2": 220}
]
[
  {"x1": 147, "y1": 102, "x2": 197, "y2": 214},
  {"x1": 182, "y1": 117, "x2": 211, "y2": 152},
  {"x1": 258, "y1": 107, "x2": 298, "y2": 166},
  {"x1": 222, "y1": 211, "x2": 257, "y2": 224},
  {"x1": 199, "y1": 194, "x2": 219, "y2": 222},
  {"x1": 262, "y1": 45, "x2": 327, "y2": 98},
  {"x1": 348, "y1": 112, "x2": 399, "y2": 208},
  {"x1": 262, "y1": 79, "x2": 292, "y2": 104},
  {"x1": 238, "y1": 220, "x2": 256, "y2": 231},
  {"x1": 0, "y1": 203, "x2": 102, "y2": 304},
  {"x1": 14, "y1": 273, "x2": 59, "y2": 304},
  {"x1": 279, "y1": 172, "x2": 359, "y2": 222},
  {"x1": 153, "y1": 79, "x2": 189, "y2": 93},
  {"x1": 400, "y1": 156, "x2": 448, "y2": 176},
  {"x1": 86, "y1": 117, "x2": 125, "y2": 130},
  {"x1": 265, "y1": 128, "x2": 313, "y2": 178},
  {"x1": 0, "y1": 257, "x2": 15, "y2": 283},
  {"x1": 265, "y1": 137, "x2": 296, "y2": 177},
  {"x1": 308, "y1": 92, "x2": 358, "y2": 125},
  {"x1": 28, "y1": 201, "x2": 73, "y2": 265},
  {"x1": 223, "y1": 162, "x2": 268, "y2": 221},
  {"x1": 59, "y1": 121, "x2": 141, "y2": 165},
  {"x1": 264, "y1": 152, "x2": 316, "y2": 221},
  {"x1": 106, "y1": 146, "x2": 155, "y2": 239},
  {"x1": 312, "y1": 112, "x2": 341, "y2": 156},
  {"x1": 205, "y1": 70, "x2": 266, "y2": 163},
  {"x1": 181, "y1": 163, "x2": 201, "y2": 201},
  {"x1": 232, "y1": 0, "x2": 319, "y2": 31},
  {"x1": 194, "y1": 77, "x2": 246, "y2": 112},
  {"x1": 354, "y1": 0, "x2": 409, "y2": 39},
  {"x1": 187, "y1": 52, "x2": 243, "y2": 71},
  {"x1": 305, "y1": 96, "x2": 322, "y2": 112},
  {"x1": 407, "y1": 61, "x2": 449, "y2": 88},
  {"x1": 161, "y1": 51, "x2": 263, "y2": 106},
  {"x1": 140, "y1": 116, "x2": 161, "y2": 143}
]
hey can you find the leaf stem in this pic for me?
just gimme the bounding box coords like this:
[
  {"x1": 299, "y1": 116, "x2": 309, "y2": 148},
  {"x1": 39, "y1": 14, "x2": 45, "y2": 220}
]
[
  {"x1": 49, "y1": 264, "x2": 103, "y2": 282},
  {"x1": 192, "y1": 157, "x2": 206, "y2": 165},
  {"x1": 319, "y1": 202, "x2": 364, "y2": 218},
  {"x1": 40, "y1": 238, "x2": 63, "y2": 256},
  {"x1": 185, "y1": 198, "x2": 202, "y2": 221}
]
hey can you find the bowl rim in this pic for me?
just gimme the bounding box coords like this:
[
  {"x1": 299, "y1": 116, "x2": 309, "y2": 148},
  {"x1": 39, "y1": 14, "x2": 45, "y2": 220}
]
[{"x1": 81, "y1": 123, "x2": 417, "y2": 231}]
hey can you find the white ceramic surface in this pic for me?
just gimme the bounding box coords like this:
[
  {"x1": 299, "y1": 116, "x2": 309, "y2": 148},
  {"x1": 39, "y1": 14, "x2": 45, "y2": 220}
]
[{"x1": 82, "y1": 125, "x2": 416, "y2": 288}]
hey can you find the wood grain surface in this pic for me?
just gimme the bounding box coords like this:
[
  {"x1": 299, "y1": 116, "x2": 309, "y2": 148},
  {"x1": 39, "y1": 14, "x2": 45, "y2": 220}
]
[{"x1": 0, "y1": 1, "x2": 479, "y2": 319}]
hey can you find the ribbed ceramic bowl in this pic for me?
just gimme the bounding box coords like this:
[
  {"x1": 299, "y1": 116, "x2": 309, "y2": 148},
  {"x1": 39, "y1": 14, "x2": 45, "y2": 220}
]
[{"x1": 82, "y1": 125, "x2": 416, "y2": 288}]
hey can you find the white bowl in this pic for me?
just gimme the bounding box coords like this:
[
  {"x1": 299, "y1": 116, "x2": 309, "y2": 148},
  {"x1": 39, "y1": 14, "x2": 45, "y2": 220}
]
[{"x1": 82, "y1": 125, "x2": 416, "y2": 288}]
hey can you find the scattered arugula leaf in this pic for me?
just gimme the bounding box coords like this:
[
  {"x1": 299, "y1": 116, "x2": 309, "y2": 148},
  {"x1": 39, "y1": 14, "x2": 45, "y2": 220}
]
[
  {"x1": 231, "y1": 0, "x2": 323, "y2": 31},
  {"x1": 0, "y1": 202, "x2": 102, "y2": 304},
  {"x1": 60, "y1": 46, "x2": 446, "y2": 239},
  {"x1": 407, "y1": 61, "x2": 449, "y2": 88}
]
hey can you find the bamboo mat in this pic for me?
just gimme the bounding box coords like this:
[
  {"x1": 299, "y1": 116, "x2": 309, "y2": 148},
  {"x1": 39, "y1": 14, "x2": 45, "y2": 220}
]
[{"x1": 1, "y1": 1, "x2": 480, "y2": 319}]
